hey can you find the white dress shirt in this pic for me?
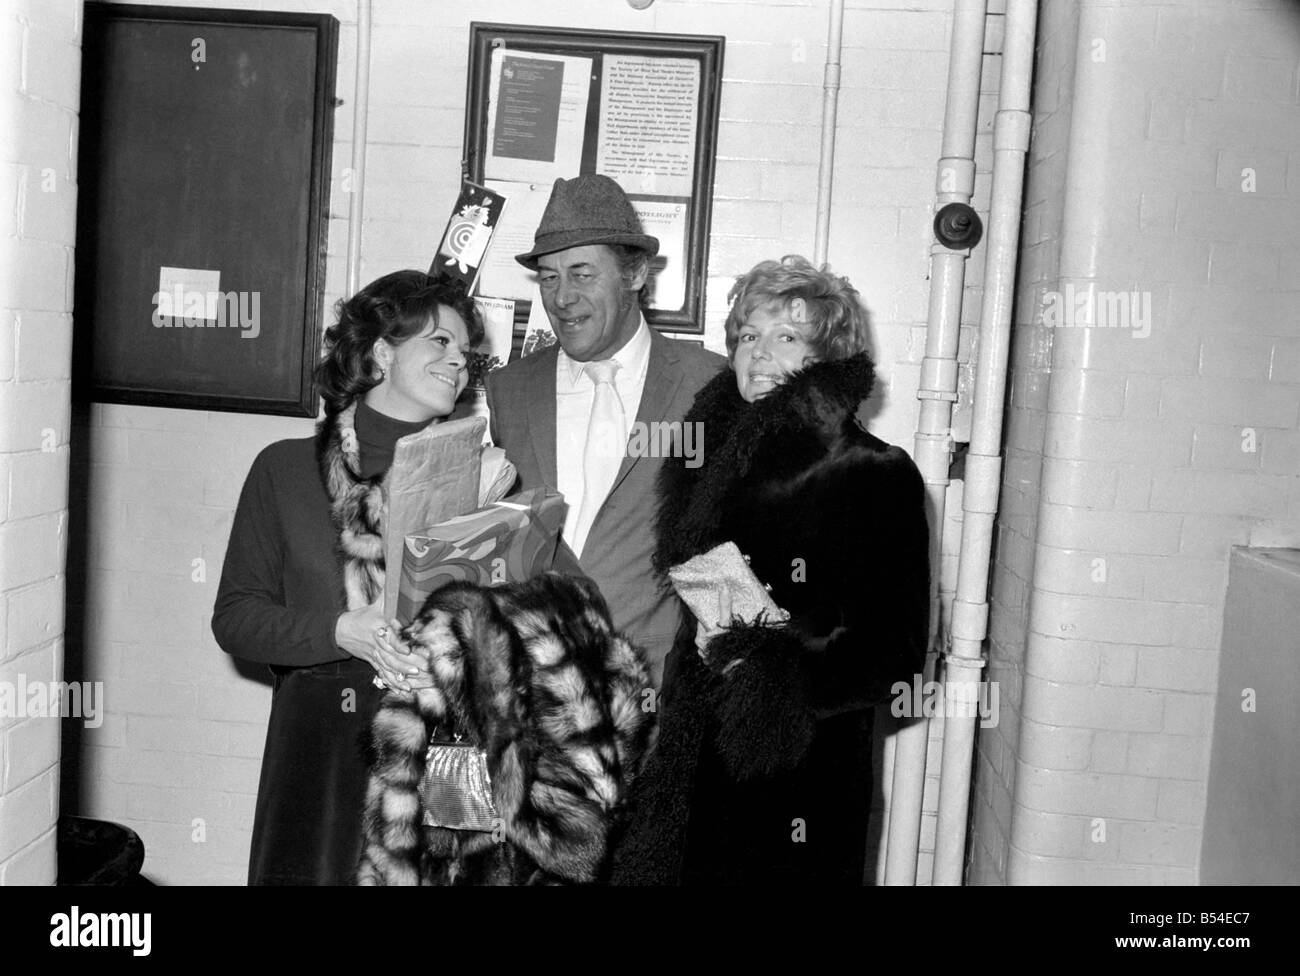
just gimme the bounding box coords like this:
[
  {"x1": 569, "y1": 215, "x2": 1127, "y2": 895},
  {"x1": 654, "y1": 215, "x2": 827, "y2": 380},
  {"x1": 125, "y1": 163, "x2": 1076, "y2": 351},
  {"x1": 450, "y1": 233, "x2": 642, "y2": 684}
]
[{"x1": 555, "y1": 316, "x2": 652, "y2": 557}]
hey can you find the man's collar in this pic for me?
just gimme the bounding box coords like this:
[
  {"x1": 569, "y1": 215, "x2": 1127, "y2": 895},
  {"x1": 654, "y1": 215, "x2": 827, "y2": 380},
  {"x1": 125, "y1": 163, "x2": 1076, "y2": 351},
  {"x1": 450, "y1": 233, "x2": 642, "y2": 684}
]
[{"x1": 559, "y1": 313, "x2": 651, "y2": 384}]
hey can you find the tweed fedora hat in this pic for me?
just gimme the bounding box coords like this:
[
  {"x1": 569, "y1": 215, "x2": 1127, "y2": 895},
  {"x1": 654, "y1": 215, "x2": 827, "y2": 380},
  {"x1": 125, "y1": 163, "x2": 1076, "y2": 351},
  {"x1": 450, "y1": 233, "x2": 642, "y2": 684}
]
[{"x1": 515, "y1": 174, "x2": 659, "y2": 270}]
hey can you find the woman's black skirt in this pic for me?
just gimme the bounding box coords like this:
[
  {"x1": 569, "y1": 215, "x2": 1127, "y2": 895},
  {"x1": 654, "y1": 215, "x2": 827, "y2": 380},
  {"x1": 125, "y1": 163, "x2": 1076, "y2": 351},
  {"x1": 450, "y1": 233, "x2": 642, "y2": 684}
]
[{"x1": 248, "y1": 658, "x2": 382, "y2": 885}]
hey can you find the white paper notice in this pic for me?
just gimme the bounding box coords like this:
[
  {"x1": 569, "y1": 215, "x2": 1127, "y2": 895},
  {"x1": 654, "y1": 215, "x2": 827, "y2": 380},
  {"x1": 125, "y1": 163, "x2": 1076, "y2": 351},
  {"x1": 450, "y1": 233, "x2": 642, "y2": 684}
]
[
  {"x1": 477, "y1": 179, "x2": 552, "y2": 302},
  {"x1": 632, "y1": 199, "x2": 689, "y2": 312},
  {"x1": 521, "y1": 283, "x2": 558, "y2": 358},
  {"x1": 597, "y1": 55, "x2": 700, "y2": 198},
  {"x1": 472, "y1": 296, "x2": 516, "y2": 367},
  {"x1": 155, "y1": 267, "x2": 221, "y2": 320},
  {"x1": 486, "y1": 48, "x2": 592, "y2": 184}
]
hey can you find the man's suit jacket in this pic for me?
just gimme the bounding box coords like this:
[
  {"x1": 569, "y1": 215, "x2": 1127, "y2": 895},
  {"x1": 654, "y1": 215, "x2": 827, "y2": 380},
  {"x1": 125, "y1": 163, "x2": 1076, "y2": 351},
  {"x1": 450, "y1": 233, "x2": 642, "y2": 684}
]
[{"x1": 485, "y1": 329, "x2": 725, "y2": 687}]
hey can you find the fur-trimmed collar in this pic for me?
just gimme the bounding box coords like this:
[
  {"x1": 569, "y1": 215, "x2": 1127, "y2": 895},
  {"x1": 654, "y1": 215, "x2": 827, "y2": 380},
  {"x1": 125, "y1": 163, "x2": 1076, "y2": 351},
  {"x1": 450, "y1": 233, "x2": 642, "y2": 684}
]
[
  {"x1": 317, "y1": 403, "x2": 388, "y2": 610},
  {"x1": 653, "y1": 354, "x2": 876, "y2": 573}
]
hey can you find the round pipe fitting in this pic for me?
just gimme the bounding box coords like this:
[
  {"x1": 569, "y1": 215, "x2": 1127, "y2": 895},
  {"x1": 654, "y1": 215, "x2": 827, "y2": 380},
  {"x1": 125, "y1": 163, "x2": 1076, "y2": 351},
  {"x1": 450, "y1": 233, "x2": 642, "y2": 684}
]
[{"x1": 933, "y1": 202, "x2": 983, "y2": 250}]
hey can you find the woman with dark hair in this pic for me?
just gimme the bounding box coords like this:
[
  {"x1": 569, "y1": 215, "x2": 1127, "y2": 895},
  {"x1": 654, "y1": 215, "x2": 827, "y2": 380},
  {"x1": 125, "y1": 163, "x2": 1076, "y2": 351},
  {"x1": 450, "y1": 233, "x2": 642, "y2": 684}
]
[
  {"x1": 212, "y1": 270, "x2": 486, "y2": 885},
  {"x1": 612, "y1": 255, "x2": 930, "y2": 885}
]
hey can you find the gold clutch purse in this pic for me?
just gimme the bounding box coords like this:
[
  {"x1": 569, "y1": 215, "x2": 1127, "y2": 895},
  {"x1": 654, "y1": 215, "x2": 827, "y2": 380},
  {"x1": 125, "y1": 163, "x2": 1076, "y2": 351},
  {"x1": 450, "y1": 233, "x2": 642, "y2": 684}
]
[{"x1": 419, "y1": 732, "x2": 499, "y2": 833}]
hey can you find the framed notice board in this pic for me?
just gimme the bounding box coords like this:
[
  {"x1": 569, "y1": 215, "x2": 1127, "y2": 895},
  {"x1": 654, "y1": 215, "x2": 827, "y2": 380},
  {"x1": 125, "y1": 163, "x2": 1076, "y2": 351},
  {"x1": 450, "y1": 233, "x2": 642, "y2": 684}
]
[
  {"x1": 463, "y1": 23, "x2": 724, "y2": 335},
  {"x1": 74, "y1": 3, "x2": 338, "y2": 416}
]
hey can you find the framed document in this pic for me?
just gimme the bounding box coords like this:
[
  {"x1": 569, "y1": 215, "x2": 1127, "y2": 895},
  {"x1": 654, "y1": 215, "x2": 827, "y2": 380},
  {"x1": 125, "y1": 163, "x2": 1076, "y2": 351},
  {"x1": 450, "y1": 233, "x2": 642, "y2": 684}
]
[
  {"x1": 464, "y1": 23, "x2": 725, "y2": 335},
  {"x1": 74, "y1": 3, "x2": 338, "y2": 416}
]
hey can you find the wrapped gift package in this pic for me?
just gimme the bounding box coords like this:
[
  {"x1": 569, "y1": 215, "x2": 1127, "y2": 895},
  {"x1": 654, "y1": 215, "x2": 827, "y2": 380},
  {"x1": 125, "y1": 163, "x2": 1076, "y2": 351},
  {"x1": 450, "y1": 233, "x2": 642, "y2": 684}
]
[
  {"x1": 396, "y1": 487, "x2": 576, "y2": 624},
  {"x1": 382, "y1": 417, "x2": 486, "y2": 621}
]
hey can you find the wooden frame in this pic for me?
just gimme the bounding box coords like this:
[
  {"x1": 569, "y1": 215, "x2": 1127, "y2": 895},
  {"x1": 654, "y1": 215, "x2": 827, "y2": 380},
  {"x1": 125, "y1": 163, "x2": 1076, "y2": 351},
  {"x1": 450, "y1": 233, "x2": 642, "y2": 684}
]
[
  {"x1": 464, "y1": 22, "x2": 725, "y2": 335},
  {"x1": 74, "y1": 3, "x2": 338, "y2": 416}
]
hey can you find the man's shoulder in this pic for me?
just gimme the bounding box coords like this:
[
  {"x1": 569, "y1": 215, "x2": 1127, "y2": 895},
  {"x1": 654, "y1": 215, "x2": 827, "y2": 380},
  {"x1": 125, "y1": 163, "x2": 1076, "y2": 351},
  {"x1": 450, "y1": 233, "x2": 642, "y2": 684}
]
[
  {"x1": 487, "y1": 343, "x2": 559, "y2": 393},
  {"x1": 655, "y1": 334, "x2": 726, "y2": 379},
  {"x1": 666, "y1": 342, "x2": 726, "y2": 393}
]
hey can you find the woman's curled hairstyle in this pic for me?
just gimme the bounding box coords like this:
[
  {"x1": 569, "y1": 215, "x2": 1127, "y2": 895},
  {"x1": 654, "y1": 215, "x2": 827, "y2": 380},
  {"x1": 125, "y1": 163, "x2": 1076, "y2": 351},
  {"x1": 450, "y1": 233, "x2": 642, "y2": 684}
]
[
  {"x1": 724, "y1": 254, "x2": 870, "y2": 362},
  {"x1": 316, "y1": 270, "x2": 483, "y2": 415}
]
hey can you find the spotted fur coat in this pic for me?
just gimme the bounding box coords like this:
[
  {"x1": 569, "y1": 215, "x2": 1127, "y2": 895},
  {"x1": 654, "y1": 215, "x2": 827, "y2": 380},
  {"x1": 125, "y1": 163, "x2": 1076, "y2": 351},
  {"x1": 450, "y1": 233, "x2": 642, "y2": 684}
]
[{"x1": 357, "y1": 572, "x2": 654, "y2": 885}]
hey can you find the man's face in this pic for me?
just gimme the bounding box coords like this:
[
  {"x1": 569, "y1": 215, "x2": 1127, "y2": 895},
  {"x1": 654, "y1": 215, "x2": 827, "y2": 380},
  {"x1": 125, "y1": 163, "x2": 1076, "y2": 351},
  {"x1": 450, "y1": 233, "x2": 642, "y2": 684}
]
[{"x1": 536, "y1": 244, "x2": 646, "y2": 362}]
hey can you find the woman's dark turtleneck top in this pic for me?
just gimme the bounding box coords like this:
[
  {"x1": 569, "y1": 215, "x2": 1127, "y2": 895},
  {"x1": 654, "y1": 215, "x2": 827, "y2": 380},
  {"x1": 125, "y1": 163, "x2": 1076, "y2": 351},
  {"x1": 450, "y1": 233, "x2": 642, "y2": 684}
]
[{"x1": 354, "y1": 399, "x2": 435, "y2": 479}]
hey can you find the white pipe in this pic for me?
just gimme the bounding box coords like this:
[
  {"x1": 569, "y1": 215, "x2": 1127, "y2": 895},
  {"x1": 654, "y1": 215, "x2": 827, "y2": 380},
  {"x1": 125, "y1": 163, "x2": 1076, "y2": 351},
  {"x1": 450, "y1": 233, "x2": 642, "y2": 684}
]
[
  {"x1": 345, "y1": 0, "x2": 373, "y2": 296},
  {"x1": 886, "y1": 0, "x2": 987, "y2": 886},
  {"x1": 1007, "y1": 0, "x2": 1109, "y2": 885},
  {"x1": 932, "y1": 0, "x2": 1038, "y2": 886},
  {"x1": 812, "y1": 0, "x2": 845, "y2": 266}
]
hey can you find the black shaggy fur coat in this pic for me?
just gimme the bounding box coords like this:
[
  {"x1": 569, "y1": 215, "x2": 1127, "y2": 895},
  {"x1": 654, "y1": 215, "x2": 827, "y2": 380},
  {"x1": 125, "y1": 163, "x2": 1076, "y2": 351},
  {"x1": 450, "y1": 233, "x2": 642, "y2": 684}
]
[{"x1": 609, "y1": 353, "x2": 930, "y2": 885}]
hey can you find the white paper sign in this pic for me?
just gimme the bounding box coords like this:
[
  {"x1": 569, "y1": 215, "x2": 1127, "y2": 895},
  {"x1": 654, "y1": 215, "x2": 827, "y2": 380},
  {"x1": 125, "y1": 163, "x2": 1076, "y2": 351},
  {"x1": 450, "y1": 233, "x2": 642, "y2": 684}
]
[
  {"x1": 632, "y1": 199, "x2": 689, "y2": 311},
  {"x1": 521, "y1": 282, "x2": 558, "y2": 358},
  {"x1": 155, "y1": 266, "x2": 221, "y2": 320},
  {"x1": 486, "y1": 48, "x2": 592, "y2": 184},
  {"x1": 472, "y1": 296, "x2": 516, "y2": 366},
  {"x1": 597, "y1": 55, "x2": 700, "y2": 199},
  {"x1": 478, "y1": 179, "x2": 552, "y2": 302}
]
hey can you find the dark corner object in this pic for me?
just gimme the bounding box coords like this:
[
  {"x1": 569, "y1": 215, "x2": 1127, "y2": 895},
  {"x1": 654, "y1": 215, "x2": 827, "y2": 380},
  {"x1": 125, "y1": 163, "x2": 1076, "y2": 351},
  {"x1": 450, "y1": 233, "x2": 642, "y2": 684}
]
[{"x1": 57, "y1": 816, "x2": 153, "y2": 886}]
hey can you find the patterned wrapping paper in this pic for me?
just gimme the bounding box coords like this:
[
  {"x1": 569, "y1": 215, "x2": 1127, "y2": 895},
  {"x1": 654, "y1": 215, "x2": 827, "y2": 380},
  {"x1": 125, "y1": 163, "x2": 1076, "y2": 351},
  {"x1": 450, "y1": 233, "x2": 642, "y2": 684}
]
[
  {"x1": 395, "y1": 487, "x2": 572, "y2": 625},
  {"x1": 382, "y1": 417, "x2": 486, "y2": 621}
]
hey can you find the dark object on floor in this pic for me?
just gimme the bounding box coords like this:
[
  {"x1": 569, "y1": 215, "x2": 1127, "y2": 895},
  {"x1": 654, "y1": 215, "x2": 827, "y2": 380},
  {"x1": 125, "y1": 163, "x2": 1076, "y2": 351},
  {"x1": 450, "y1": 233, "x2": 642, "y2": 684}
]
[{"x1": 57, "y1": 815, "x2": 151, "y2": 885}]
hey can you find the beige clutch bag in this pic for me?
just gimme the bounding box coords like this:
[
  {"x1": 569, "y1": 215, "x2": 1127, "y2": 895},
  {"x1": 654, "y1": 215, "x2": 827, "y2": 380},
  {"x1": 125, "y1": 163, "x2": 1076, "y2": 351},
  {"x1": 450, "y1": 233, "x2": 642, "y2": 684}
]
[{"x1": 667, "y1": 541, "x2": 789, "y2": 632}]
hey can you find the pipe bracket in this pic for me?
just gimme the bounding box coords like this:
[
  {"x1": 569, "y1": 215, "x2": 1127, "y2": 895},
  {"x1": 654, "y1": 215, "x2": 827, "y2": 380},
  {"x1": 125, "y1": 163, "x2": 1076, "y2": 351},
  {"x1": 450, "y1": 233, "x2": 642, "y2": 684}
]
[
  {"x1": 994, "y1": 109, "x2": 1032, "y2": 152},
  {"x1": 950, "y1": 598, "x2": 990, "y2": 643},
  {"x1": 935, "y1": 156, "x2": 976, "y2": 196},
  {"x1": 940, "y1": 648, "x2": 988, "y2": 671},
  {"x1": 919, "y1": 356, "x2": 959, "y2": 396}
]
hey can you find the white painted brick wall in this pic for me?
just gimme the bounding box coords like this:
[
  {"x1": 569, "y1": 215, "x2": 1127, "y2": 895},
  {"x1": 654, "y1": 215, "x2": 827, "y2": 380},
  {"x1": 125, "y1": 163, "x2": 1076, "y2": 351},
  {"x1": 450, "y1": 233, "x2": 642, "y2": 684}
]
[
  {"x1": 0, "y1": 0, "x2": 80, "y2": 886},
  {"x1": 975, "y1": 0, "x2": 1300, "y2": 885}
]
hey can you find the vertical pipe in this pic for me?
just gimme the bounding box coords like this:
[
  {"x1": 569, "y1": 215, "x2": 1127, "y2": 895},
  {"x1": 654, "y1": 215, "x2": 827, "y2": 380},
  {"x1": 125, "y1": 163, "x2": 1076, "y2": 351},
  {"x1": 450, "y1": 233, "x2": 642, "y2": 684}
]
[
  {"x1": 813, "y1": 0, "x2": 845, "y2": 265},
  {"x1": 345, "y1": 0, "x2": 373, "y2": 296},
  {"x1": 885, "y1": 0, "x2": 987, "y2": 886},
  {"x1": 931, "y1": 0, "x2": 1038, "y2": 885},
  {"x1": 1008, "y1": 0, "x2": 1109, "y2": 885}
]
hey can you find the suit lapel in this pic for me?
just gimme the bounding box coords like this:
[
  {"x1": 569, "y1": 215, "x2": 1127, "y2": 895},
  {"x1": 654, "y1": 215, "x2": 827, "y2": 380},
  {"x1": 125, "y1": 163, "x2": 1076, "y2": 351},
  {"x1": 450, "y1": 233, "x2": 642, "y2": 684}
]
[
  {"x1": 523, "y1": 345, "x2": 559, "y2": 488},
  {"x1": 606, "y1": 330, "x2": 684, "y2": 497}
]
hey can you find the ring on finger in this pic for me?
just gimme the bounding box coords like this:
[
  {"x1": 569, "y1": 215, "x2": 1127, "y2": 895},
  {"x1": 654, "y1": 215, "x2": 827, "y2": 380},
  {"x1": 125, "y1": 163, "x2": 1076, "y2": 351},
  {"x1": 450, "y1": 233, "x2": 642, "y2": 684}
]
[{"x1": 376, "y1": 626, "x2": 389, "y2": 640}]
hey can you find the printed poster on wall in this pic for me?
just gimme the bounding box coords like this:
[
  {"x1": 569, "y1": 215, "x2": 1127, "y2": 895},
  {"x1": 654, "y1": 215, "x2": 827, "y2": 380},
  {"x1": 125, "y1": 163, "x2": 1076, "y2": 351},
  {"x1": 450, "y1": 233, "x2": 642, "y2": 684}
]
[
  {"x1": 464, "y1": 24, "x2": 724, "y2": 333},
  {"x1": 485, "y1": 49, "x2": 591, "y2": 185}
]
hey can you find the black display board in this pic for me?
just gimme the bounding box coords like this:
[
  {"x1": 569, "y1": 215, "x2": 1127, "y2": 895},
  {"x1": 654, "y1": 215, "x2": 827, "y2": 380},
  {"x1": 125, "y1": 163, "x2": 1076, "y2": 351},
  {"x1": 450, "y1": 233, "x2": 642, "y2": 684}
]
[{"x1": 74, "y1": 4, "x2": 338, "y2": 416}]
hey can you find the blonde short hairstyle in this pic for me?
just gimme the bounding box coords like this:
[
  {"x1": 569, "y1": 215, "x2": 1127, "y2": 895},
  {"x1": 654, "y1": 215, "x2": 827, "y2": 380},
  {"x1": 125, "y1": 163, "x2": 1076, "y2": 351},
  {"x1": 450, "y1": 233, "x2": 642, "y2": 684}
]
[{"x1": 724, "y1": 254, "x2": 870, "y2": 361}]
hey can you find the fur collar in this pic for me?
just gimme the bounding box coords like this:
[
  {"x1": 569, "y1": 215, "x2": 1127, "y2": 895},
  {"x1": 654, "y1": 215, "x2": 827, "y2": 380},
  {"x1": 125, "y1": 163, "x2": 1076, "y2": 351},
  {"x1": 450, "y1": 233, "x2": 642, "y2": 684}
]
[
  {"x1": 317, "y1": 403, "x2": 388, "y2": 610},
  {"x1": 653, "y1": 353, "x2": 876, "y2": 573}
]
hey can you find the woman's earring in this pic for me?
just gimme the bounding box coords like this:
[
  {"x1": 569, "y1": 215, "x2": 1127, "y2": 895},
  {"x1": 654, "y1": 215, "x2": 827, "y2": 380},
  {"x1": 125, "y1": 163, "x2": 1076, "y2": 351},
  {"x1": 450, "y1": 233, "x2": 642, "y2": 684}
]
[{"x1": 376, "y1": 365, "x2": 387, "y2": 381}]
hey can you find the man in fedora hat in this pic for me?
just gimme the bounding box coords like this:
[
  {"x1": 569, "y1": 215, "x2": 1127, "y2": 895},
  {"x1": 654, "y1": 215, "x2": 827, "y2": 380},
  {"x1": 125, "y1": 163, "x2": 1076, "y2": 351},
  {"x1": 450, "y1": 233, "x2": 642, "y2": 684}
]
[{"x1": 486, "y1": 173, "x2": 723, "y2": 689}]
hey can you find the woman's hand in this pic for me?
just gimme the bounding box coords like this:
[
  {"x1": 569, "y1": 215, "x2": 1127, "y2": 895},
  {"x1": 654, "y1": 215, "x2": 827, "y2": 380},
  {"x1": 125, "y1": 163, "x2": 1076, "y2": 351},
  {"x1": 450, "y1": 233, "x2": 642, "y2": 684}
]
[
  {"x1": 695, "y1": 588, "x2": 743, "y2": 674},
  {"x1": 335, "y1": 601, "x2": 433, "y2": 691}
]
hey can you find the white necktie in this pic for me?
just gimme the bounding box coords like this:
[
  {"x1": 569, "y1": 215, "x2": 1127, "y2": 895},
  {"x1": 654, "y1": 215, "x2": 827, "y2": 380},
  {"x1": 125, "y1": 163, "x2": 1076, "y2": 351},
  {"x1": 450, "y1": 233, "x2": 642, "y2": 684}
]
[{"x1": 572, "y1": 359, "x2": 626, "y2": 558}]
